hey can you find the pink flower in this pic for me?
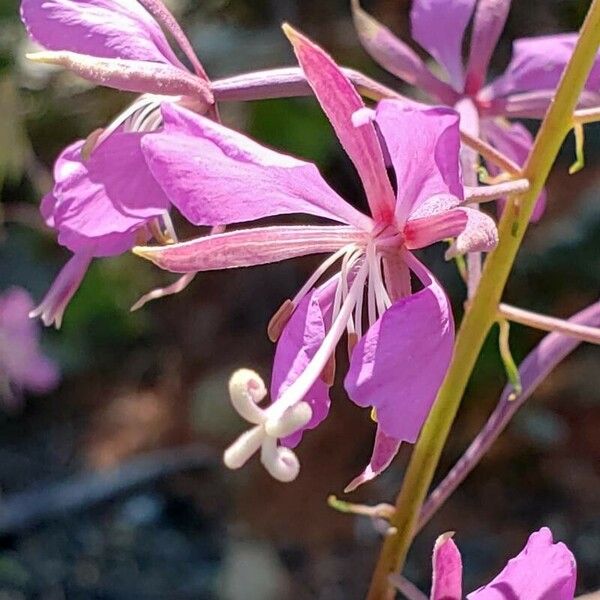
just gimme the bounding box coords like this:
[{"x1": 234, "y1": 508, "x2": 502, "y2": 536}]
[
  {"x1": 0, "y1": 287, "x2": 59, "y2": 406},
  {"x1": 20, "y1": 0, "x2": 213, "y2": 326},
  {"x1": 431, "y1": 528, "x2": 576, "y2": 600},
  {"x1": 134, "y1": 28, "x2": 498, "y2": 489},
  {"x1": 352, "y1": 0, "x2": 600, "y2": 221}
]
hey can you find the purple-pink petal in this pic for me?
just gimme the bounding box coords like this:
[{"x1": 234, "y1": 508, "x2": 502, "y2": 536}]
[
  {"x1": 134, "y1": 225, "x2": 365, "y2": 273},
  {"x1": 482, "y1": 119, "x2": 546, "y2": 222},
  {"x1": 431, "y1": 533, "x2": 463, "y2": 600},
  {"x1": 30, "y1": 252, "x2": 93, "y2": 329},
  {"x1": 20, "y1": 0, "x2": 183, "y2": 67},
  {"x1": 467, "y1": 528, "x2": 577, "y2": 600},
  {"x1": 0, "y1": 287, "x2": 59, "y2": 393},
  {"x1": 31, "y1": 52, "x2": 212, "y2": 101},
  {"x1": 50, "y1": 133, "x2": 167, "y2": 256},
  {"x1": 374, "y1": 102, "x2": 463, "y2": 224},
  {"x1": 142, "y1": 103, "x2": 371, "y2": 230},
  {"x1": 481, "y1": 33, "x2": 600, "y2": 101},
  {"x1": 344, "y1": 426, "x2": 401, "y2": 492},
  {"x1": 351, "y1": 0, "x2": 458, "y2": 104},
  {"x1": 410, "y1": 0, "x2": 477, "y2": 90},
  {"x1": 464, "y1": 0, "x2": 511, "y2": 94},
  {"x1": 344, "y1": 254, "x2": 454, "y2": 442},
  {"x1": 284, "y1": 25, "x2": 396, "y2": 224},
  {"x1": 272, "y1": 278, "x2": 338, "y2": 448}
]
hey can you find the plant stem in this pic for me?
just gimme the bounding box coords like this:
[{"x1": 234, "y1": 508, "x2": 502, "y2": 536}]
[{"x1": 366, "y1": 3, "x2": 600, "y2": 598}]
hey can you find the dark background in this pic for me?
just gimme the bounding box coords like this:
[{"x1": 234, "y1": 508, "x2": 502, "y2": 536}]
[{"x1": 0, "y1": 0, "x2": 598, "y2": 597}]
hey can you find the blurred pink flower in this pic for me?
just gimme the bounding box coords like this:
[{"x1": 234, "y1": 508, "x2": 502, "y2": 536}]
[{"x1": 0, "y1": 287, "x2": 59, "y2": 406}]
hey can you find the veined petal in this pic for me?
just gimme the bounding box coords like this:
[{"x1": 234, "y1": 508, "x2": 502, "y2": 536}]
[
  {"x1": 51, "y1": 134, "x2": 167, "y2": 256},
  {"x1": 272, "y1": 277, "x2": 338, "y2": 448},
  {"x1": 27, "y1": 52, "x2": 212, "y2": 103},
  {"x1": 283, "y1": 24, "x2": 396, "y2": 224},
  {"x1": 344, "y1": 427, "x2": 401, "y2": 492},
  {"x1": 141, "y1": 103, "x2": 371, "y2": 230},
  {"x1": 465, "y1": 0, "x2": 511, "y2": 94},
  {"x1": 410, "y1": 0, "x2": 477, "y2": 90},
  {"x1": 374, "y1": 102, "x2": 463, "y2": 223},
  {"x1": 467, "y1": 528, "x2": 576, "y2": 600},
  {"x1": 344, "y1": 253, "x2": 454, "y2": 442},
  {"x1": 20, "y1": 0, "x2": 183, "y2": 66},
  {"x1": 134, "y1": 225, "x2": 365, "y2": 273},
  {"x1": 431, "y1": 533, "x2": 463, "y2": 600},
  {"x1": 482, "y1": 119, "x2": 546, "y2": 222},
  {"x1": 351, "y1": 0, "x2": 458, "y2": 104},
  {"x1": 481, "y1": 33, "x2": 600, "y2": 101}
]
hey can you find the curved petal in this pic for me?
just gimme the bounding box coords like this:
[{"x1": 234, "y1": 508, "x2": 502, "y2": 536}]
[
  {"x1": 344, "y1": 254, "x2": 454, "y2": 442},
  {"x1": 465, "y1": 0, "x2": 511, "y2": 94},
  {"x1": 344, "y1": 426, "x2": 401, "y2": 492},
  {"x1": 134, "y1": 225, "x2": 365, "y2": 273},
  {"x1": 272, "y1": 277, "x2": 338, "y2": 448},
  {"x1": 50, "y1": 133, "x2": 167, "y2": 256},
  {"x1": 351, "y1": 0, "x2": 458, "y2": 104},
  {"x1": 410, "y1": 0, "x2": 477, "y2": 90},
  {"x1": 20, "y1": 0, "x2": 182, "y2": 66},
  {"x1": 142, "y1": 103, "x2": 371, "y2": 230},
  {"x1": 374, "y1": 101, "x2": 463, "y2": 223},
  {"x1": 0, "y1": 288, "x2": 59, "y2": 392},
  {"x1": 467, "y1": 528, "x2": 576, "y2": 600},
  {"x1": 28, "y1": 51, "x2": 212, "y2": 101},
  {"x1": 283, "y1": 25, "x2": 396, "y2": 224},
  {"x1": 482, "y1": 119, "x2": 546, "y2": 222},
  {"x1": 30, "y1": 252, "x2": 93, "y2": 329},
  {"x1": 481, "y1": 33, "x2": 600, "y2": 101},
  {"x1": 431, "y1": 534, "x2": 463, "y2": 600}
]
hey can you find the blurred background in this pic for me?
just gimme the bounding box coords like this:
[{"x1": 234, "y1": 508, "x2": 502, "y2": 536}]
[{"x1": 0, "y1": 0, "x2": 599, "y2": 597}]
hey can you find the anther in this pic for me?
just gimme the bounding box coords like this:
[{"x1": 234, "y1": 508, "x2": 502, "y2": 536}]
[
  {"x1": 267, "y1": 299, "x2": 295, "y2": 342},
  {"x1": 80, "y1": 128, "x2": 104, "y2": 161},
  {"x1": 320, "y1": 353, "x2": 336, "y2": 386},
  {"x1": 347, "y1": 332, "x2": 359, "y2": 358}
]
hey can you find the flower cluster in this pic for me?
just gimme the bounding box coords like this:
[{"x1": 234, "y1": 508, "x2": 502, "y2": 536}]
[{"x1": 19, "y1": 0, "x2": 600, "y2": 492}]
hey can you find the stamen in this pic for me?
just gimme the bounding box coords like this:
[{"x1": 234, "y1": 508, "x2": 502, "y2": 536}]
[
  {"x1": 264, "y1": 261, "x2": 369, "y2": 430},
  {"x1": 267, "y1": 299, "x2": 295, "y2": 342},
  {"x1": 320, "y1": 353, "x2": 336, "y2": 386},
  {"x1": 80, "y1": 128, "x2": 104, "y2": 160},
  {"x1": 291, "y1": 244, "x2": 355, "y2": 308}
]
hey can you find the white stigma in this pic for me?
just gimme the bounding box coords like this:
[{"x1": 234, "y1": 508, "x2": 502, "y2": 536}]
[{"x1": 223, "y1": 369, "x2": 312, "y2": 483}]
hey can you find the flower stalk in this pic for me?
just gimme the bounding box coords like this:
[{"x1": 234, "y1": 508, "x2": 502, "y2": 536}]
[{"x1": 366, "y1": 2, "x2": 600, "y2": 597}]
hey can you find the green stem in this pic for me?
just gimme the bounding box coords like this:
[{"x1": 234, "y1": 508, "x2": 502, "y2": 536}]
[{"x1": 366, "y1": 3, "x2": 600, "y2": 598}]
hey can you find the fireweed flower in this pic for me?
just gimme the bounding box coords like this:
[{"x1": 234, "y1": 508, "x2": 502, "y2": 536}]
[
  {"x1": 134, "y1": 29, "x2": 498, "y2": 489},
  {"x1": 430, "y1": 528, "x2": 576, "y2": 600},
  {"x1": 20, "y1": 0, "x2": 214, "y2": 326},
  {"x1": 0, "y1": 287, "x2": 59, "y2": 406},
  {"x1": 352, "y1": 0, "x2": 600, "y2": 221}
]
